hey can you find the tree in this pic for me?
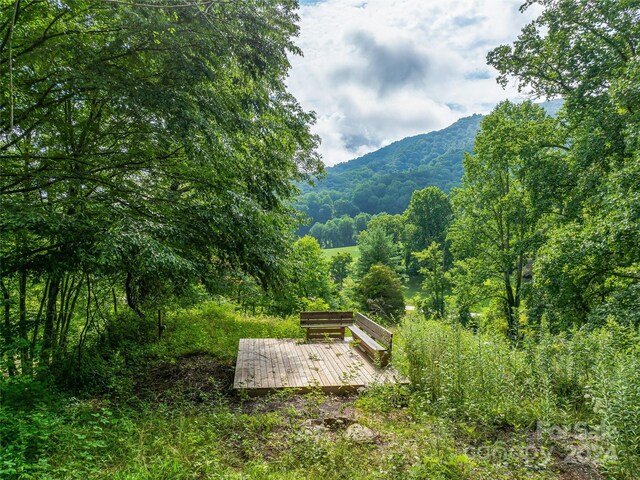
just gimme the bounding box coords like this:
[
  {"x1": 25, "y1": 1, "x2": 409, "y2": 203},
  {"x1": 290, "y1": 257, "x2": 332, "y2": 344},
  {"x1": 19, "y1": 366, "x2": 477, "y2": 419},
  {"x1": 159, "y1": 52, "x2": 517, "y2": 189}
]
[
  {"x1": 448, "y1": 101, "x2": 562, "y2": 339},
  {"x1": 333, "y1": 199, "x2": 359, "y2": 217},
  {"x1": 323, "y1": 216, "x2": 355, "y2": 247},
  {"x1": 354, "y1": 212, "x2": 371, "y2": 234},
  {"x1": 329, "y1": 252, "x2": 353, "y2": 290},
  {"x1": 488, "y1": 0, "x2": 640, "y2": 328},
  {"x1": 355, "y1": 265, "x2": 405, "y2": 323},
  {"x1": 267, "y1": 236, "x2": 332, "y2": 315},
  {"x1": 308, "y1": 222, "x2": 328, "y2": 247},
  {"x1": 355, "y1": 224, "x2": 404, "y2": 278},
  {"x1": 290, "y1": 237, "x2": 332, "y2": 301},
  {"x1": 413, "y1": 242, "x2": 451, "y2": 319},
  {"x1": 322, "y1": 221, "x2": 339, "y2": 248},
  {"x1": 302, "y1": 192, "x2": 334, "y2": 224},
  {"x1": 0, "y1": 0, "x2": 321, "y2": 373},
  {"x1": 352, "y1": 184, "x2": 379, "y2": 214},
  {"x1": 367, "y1": 213, "x2": 404, "y2": 243},
  {"x1": 403, "y1": 186, "x2": 452, "y2": 274}
]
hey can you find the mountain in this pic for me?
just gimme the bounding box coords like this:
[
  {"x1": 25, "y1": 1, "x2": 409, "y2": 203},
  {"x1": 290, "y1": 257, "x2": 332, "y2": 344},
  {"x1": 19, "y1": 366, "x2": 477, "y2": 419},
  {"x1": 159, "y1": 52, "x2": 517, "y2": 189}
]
[
  {"x1": 296, "y1": 99, "x2": 563, "y2": 234},
  {"x1": 296, "y1": 114, "x2": 481, "y2": 229}
]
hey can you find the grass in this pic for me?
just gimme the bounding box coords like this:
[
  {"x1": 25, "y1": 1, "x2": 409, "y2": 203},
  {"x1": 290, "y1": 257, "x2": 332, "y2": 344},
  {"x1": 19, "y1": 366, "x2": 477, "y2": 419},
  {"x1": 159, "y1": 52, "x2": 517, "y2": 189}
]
[
  {"x1": 403, "y1": 276, "x2": 422, "y2": 303},
  {"x1": 322, "y1": 245, "x2": 359, "y2": 261},
  {"x1": 2, "y1": 302, "x2": 636, "y2": 479},
  {"x1": 154, "y1": 301, "x2": 303, "y2": 362}
]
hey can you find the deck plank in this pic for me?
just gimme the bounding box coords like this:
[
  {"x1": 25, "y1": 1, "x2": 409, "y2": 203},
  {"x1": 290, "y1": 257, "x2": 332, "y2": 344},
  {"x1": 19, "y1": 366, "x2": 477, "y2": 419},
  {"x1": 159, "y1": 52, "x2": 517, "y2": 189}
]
[
  {"x1": 258, "y1": 339, "x2": 271, "y2": 389},
  {"x1": 343, "y1": 340, "x2": 373, "y2": 385},
  {"x1": 307, "y1": 343, "x2": 330, "y2": 388},
  {"x1": 317, "y1": 341, "x2": 350, "y2": 388},
  {"x1": 233, "y1": 338, "x2": 407, "y2": 395},
  {"x1": 294, "y1": 341, "x2": 312, "y2": 387},
  {"x1": 276, "y1": 339, "x2": 292, "y2": 387},
  {"x1": 274, "y1": 339, "x2": 289, "y2": 387},
  {"x1": 285, "y1": 339, "x2": 304, "y2": 388},
  {"x1": 269, "y1": 339, "x2": 281, "y2": 388},
  {"x1": 233, "y1": 339, "x2": 245, "y2": 387},
  {"x1": 268, "y1": 340, "x2": 279, "y2": 388},
  {"x1": 319, "y1": 344, "x2": 344, "y2": 389},
  {"x1": 299, "y1": 343, "x2": 323, "y2": 388}
]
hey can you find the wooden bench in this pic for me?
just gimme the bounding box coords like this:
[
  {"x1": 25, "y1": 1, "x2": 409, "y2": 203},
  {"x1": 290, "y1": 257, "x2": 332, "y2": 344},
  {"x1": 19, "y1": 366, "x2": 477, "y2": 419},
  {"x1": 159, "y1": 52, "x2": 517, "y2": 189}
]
[
  {"x1": 300, "y1": 311, "x2": 354, "y2": 341},
  {"x1": 348, "y1": 313, "x2": 393, "y2": 367}
]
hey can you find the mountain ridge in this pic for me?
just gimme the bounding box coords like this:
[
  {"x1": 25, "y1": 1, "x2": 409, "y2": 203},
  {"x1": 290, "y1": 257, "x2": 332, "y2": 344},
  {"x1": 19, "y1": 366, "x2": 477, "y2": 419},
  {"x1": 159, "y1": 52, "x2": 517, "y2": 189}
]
[
  {"x1": 296, "y1": 99, "x2": 563, "y2": 234},
  {"x1": 327, "y1": 113, "x2": 484, "y2": 175}
]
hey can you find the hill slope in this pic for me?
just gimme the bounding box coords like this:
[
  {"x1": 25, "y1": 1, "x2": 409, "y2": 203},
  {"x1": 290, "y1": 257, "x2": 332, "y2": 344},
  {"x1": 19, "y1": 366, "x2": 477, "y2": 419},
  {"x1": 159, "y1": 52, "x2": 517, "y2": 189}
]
[
  {"x1": 296, "y1": 100, "x2": 562, "y2": 230},
  {"x1": 296, "y1": 114, "x2": 482, "y2": 227},
  {"x1": 324, "y1": 113, "x2": 481, "y2": 197}
]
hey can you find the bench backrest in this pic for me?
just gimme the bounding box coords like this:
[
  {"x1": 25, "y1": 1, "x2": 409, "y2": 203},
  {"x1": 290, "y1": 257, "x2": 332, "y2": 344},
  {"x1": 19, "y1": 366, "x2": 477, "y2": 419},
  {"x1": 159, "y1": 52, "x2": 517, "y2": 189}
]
[
  {"x1": 355, "y1": 312, "x2": 393, "y2": 350},
  {"x1": 300, "y1": 311, "x2": 354, "y2": 326}
]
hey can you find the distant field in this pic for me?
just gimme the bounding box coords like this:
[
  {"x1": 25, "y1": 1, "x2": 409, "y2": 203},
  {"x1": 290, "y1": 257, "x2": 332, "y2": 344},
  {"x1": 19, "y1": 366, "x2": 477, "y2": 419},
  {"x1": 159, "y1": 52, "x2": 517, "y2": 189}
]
[
  {"x1": 404, "y1": 276, "x2": 422, "y2": 301},
  {"x1": 322, "y1": 245, "x2": 360, "y2": 261}
]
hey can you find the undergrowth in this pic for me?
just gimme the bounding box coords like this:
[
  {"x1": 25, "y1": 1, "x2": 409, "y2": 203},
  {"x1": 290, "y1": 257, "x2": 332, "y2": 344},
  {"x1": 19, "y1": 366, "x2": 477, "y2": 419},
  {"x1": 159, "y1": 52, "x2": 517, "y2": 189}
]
[
  {"x1": 399, "y1": 315, "x2": 640, "y2": 477},
  {"x1": 1, "y1": 302, "x2": 638, "y2": 479}
]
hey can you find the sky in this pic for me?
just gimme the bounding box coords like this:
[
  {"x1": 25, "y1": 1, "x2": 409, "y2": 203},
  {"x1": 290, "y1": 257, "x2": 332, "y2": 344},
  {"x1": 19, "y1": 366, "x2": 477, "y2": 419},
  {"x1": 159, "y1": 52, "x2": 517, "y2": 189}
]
[{"x1": 286, "y1": 0, "x2": 543, "y2": 166}]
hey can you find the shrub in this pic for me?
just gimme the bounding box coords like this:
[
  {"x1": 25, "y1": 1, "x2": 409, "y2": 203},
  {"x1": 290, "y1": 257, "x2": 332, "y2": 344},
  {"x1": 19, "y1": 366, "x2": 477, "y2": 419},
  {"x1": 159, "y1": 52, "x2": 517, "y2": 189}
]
[
  {"x1": 355, "y1": 264, "x2": 405, "y2": 323},
  {"x1": 401, "y1": 317, "x2": 532, "y2": 425}
]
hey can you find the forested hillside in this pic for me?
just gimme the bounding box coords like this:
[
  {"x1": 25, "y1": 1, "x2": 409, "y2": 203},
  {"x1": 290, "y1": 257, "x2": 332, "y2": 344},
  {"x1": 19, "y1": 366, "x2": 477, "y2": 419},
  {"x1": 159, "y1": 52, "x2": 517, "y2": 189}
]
[
  {"x1": 297, "y1": 99, "x2": 563, "y2": 241},
  {"x1": 296, "y1": 114, "x2": 481, "y2": 225}
]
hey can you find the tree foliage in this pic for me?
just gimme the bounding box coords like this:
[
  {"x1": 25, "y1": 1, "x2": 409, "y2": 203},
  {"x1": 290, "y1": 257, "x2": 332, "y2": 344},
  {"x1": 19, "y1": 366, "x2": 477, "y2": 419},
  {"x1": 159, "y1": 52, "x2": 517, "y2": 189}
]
[
  {"x1": 449, "y1": 101, "x2": 562, "y2": 339},
  {"x1": 488, "y1": 0, "x2": 640, "y2": 328},
  {"x1": 403, "y1": 186, "x2": 452, "y2": 273},
  {"x1": 267, "y1": 236, "x2": 332, "y2": 314},
  {"x1": 355, "y1": 264, "x2": 405, "y2": 323},
  {"x1": 329, "y1": 252, "x2": 352, "y2": 290},
  {"x1": 414, "y1": 242, "x2": 451, "y2": 319},
  {"x1": 355, "y1": 224, "x2": 404, "y2": 278},
  {"x1": 0, "y1": 0, "x2": 321, "y2": 374}
]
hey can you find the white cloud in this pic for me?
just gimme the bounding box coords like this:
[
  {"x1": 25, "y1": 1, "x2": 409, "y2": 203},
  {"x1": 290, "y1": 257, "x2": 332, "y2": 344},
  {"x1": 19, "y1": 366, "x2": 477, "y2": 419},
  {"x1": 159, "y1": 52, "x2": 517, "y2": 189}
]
[{"x1": 287, "y1": 0, "x2": 542, "y2": 166}]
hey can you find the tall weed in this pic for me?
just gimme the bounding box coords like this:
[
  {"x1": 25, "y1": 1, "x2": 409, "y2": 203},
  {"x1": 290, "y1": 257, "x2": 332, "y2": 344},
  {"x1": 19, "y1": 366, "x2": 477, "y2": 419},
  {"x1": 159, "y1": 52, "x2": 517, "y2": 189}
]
[
  {"x1": 399, "y1": 316, "x2": 640, "y2": 475},
  {"x1": 591, "y1": 322, "x2": 640, "y2": 476}
]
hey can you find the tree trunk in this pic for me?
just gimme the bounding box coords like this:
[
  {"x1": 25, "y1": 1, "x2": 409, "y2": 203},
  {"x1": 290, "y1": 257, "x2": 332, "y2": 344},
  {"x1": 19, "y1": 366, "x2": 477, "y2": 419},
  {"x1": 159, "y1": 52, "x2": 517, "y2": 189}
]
[
  {"x1": 30, "y1": 279, "x2": 49, "y2": 366},
  {"x1": 41, "y1": 274, "x2": 61, "y2": 366},
  {"x1": 53, "y1": 274, "x2": 69, "y2": 353},
  {"x1": 125, "y1": 272, "x2": 144, "y2": 319},
  {"x1": 504, "y1": 273, "x2": 519, "y2": 341},
  {"x1": 112, "y1": 287, "x2": 118, "y2": 316},
  {"x1": 58, "y1": 276, "x2": 83, "y2": 354},
  {"x1": 18, "y1": 270, "x2": 31, "y2": 374},
  {"x1": 157, "y1": 309, "x2": 164, "y2": 340},
  {"x1": 77, "y1": 274, "x2": 93, "y2": 370},
  {"x1": 1, "y1": 278, "x2": 16, "y2": 376}
]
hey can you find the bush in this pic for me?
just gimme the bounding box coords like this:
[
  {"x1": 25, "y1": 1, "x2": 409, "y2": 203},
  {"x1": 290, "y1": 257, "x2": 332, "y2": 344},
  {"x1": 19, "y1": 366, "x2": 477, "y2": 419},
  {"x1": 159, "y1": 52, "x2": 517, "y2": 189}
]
[
  {"x1": 0, "y1": 376, "x2": 61, "y2": 479},
  {"x1": 355, "y1": 264, "x2": 405, "y2": 323},
  {"x1": 401, "y1": 317, "x2": 533, "y2": 425}
]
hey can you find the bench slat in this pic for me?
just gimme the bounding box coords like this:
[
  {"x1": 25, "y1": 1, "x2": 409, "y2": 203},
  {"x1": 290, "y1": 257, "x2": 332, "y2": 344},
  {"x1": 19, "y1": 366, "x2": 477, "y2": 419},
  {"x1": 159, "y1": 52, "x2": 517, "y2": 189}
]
[
  {"x1": 349, "y1": 325, "x2": 386, "y2": 351},
  {"x1": 300, "y1": 311, "x2": 353, "y2": 341},
  {"x1": 300, "y1": 322, "x2": 352, "y2": 328},
  {"x1": 300, "y1": 311, "x2": 354, "y2": 320},
  {"x1": 307, "y1": 331, "x2": 345, "y2": 339},
  {"x1": 349, "y1": 325, "x2": 390, "y2": 367},
  {"x1": 355, "y1": 313, "x2": 392, "y2": 348}
]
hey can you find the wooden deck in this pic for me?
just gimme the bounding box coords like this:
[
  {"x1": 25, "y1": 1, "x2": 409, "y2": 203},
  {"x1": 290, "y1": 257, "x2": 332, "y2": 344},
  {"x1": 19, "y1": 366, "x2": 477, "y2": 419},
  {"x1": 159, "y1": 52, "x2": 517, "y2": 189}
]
[{"x1": 233, "y1": 338, "x2": 406, "y2": 395}]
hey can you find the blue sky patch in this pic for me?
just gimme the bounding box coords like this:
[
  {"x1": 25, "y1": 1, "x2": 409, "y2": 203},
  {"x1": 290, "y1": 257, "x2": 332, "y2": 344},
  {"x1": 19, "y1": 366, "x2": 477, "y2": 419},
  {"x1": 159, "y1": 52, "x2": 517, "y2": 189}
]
[{"x1": 464, "y1": 70, "x2": 492, "y2": 80}]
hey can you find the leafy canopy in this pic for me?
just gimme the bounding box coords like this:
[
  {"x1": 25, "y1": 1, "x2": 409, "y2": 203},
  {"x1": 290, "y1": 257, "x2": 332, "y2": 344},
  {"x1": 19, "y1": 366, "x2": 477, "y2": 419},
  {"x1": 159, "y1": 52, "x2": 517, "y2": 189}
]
[{"x1": 488, "y1": 0, "x2": 640, "y2": 328}]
